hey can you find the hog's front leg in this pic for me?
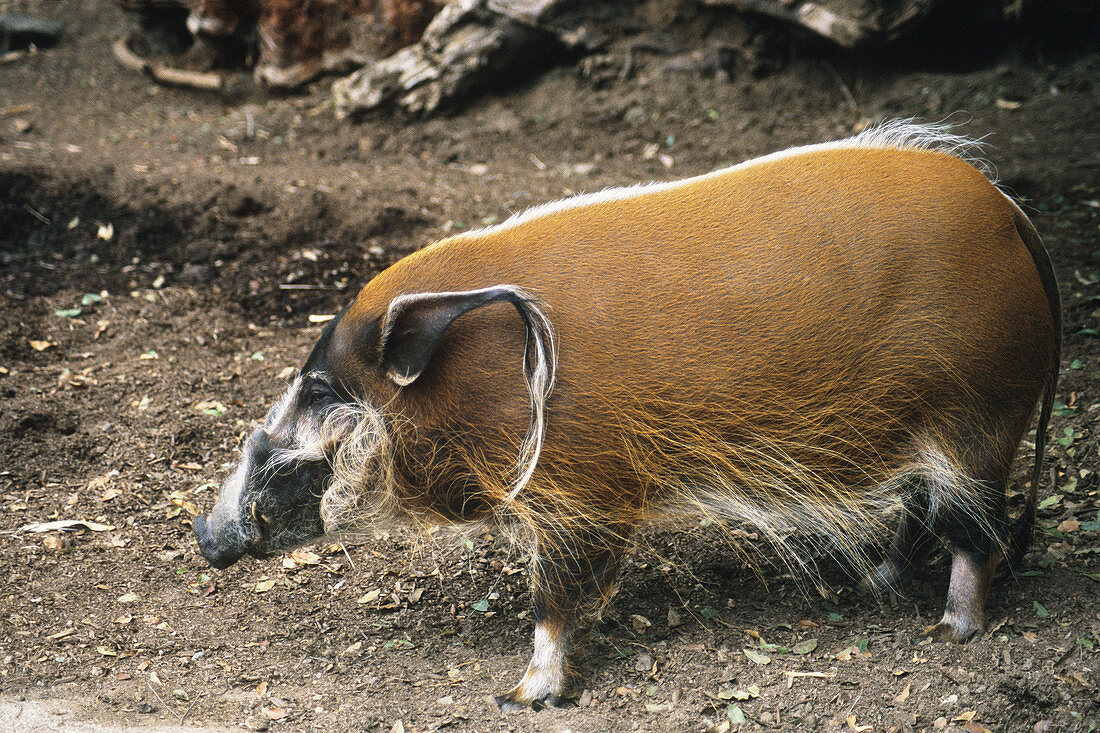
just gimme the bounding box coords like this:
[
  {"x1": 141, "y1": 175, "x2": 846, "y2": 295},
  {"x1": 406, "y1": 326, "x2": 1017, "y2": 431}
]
[{"x1": 495, "y1": 526, "x2": 628, "y2": 710}]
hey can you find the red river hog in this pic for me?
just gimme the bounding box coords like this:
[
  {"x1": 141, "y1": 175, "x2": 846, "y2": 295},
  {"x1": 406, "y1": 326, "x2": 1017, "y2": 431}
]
[{"x1": 195, "y1": 121, "x2": 1060, "y2": 708}]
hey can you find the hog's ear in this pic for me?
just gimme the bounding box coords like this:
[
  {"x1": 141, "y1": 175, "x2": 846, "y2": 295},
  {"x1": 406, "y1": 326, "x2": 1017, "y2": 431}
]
[{"x1": 379, "y1": 285, "x2": 532, "y2": 387}]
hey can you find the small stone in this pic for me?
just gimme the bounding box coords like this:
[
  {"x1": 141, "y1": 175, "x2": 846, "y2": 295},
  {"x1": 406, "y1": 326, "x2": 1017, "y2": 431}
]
[
  {"x1": 578, "y1": 689, "x2": 593, "y2": 707},
  {"x1": 136, "y1": 702, "x2": 157, "y2": 714},
  {"x1": 623, "y1": 105, "x2": 646, "y2": 126},
  {"x1": 667, "y1": 608, "x2": 681, "y2": 627},
  {"x1": 242, "y1": 714, "x2": 269, "y2": 731},
  {"x1": 179, "y1": 263, "x2": 213, "y2": 284},
  {"x1": 634, "y1": 654, "x2": 653, "y2": 673}
]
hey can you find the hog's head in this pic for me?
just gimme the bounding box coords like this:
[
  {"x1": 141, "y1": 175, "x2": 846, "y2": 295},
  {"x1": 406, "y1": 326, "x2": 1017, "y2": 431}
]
[
  {"x1": 193, "y1": 314, "x2": 357, "y2": 568},
  {"x1": 193, "y1": 285, "x2": 554, "y2": 569}
]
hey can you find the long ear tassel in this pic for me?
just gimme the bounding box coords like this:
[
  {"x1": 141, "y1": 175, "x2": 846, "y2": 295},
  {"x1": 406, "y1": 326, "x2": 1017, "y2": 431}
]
[{"x1": 508, "y1": 294, "x2": 557, "y2": 502}]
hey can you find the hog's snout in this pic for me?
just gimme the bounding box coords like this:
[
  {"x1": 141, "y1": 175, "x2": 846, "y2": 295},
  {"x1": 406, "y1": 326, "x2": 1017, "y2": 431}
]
[
  {"x1": 193, "y1": 422, "x2": 331, "y2": 571},
  {"x1": 193, "y1": 513, "x2": 247, "y2": 569}
]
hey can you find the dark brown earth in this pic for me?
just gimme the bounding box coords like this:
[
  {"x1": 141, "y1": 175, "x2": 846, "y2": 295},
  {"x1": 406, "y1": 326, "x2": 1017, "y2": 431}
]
[{"x1": 2, "y1": 2, "x2": 1099, "y2": 732}]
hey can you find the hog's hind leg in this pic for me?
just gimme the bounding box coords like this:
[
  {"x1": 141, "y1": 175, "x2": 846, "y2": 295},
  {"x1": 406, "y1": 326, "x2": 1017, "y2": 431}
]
[
  {"x1": 862, "y1": 483, "x2": 935, "y2": 597},
  {"x1": 922, "y1": 450, "x2": 1011, "y2": 643}
]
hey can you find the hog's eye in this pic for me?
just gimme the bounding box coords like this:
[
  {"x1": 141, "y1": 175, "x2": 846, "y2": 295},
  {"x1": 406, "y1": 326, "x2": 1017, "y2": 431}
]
[{"x1": 305, "y1": 380, "x2": 336, "y2": 408}]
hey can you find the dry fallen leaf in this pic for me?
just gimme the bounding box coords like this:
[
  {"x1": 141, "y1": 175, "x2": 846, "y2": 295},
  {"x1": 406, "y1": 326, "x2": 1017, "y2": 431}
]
[
  {"x1": 1058, "y1": 518, "x2": 1080, "y2": 533},
  {"x1": 743, "y1": 648, "x2": 771, "y2": 665},
  {"x1": 262, "y1": 706, "x2": 287, "y2": 720},
  {"x1": 42, "y1": 535, "x2": 65, "y2": 550},
  {"x1": 953, "y1": 711, "x2": 978, "y2": 722},
  {"x1": 194, "y1": 400, "x2": 226, "y2": 415},
  {"x1": 254, "y1": 579, "x2": 277, "y2": 593},
  {"x1": 894, "y1": 680, "x2": 912, "y2": 704},
  {"x1": 846, "y1": 714, "x2": 872, "y2": 731},
  {"x1": 288, "y1": 549, "x2": 321, "y2": 565},
  {"x1": 168, "y1": 490, "x2": 199, "y2": 516},
  {"x1": 87, "y1": 471, "x2": 119, "y2": 490},
  {"x1": 357, "y1": 588, "x2": 381, "y2": 604},
  {"x1": 29, "y1": 339, "x2": 54, "y2": 352}
]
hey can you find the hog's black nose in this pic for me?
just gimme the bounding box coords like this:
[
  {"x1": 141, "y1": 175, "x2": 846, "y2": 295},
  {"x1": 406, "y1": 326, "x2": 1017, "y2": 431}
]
[{"x1": 193, "y1": 514, "x2": 246, "y2": 570}]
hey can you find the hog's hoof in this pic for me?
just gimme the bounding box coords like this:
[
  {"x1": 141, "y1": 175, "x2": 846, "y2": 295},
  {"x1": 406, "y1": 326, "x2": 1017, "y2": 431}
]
[
  {"x1": 494, "y1": 690, "x2": 562, "y2": 711},
  {"x1": 921, "y1": 619, "x2": 981, "y2": 643}
]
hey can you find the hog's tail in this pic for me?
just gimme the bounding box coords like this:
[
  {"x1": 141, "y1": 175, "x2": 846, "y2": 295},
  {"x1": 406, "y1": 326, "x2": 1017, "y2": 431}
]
[
  {"x1": 1005, "y1": 203, "x2": 1062, "y2": 568},
  {"x1": 505, "y1": 293, "x2": 557, "y2": 503}
]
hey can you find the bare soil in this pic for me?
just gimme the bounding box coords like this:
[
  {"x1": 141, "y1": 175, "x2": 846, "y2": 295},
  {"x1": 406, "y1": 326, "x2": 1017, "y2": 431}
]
[{"x1": 2, "y1": 2, "x2": 1098, "y2": 732}]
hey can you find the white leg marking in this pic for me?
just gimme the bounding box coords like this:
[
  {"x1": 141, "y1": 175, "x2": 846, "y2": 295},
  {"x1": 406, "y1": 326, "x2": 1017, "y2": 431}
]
[{"x1": 506, "y1": 622, "x2": 566, "y2": 706}]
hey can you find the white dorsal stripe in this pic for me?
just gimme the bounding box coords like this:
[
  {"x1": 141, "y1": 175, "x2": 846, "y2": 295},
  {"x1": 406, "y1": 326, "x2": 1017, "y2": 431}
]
[{"x1": 455, "y1": 119, "x2": 991, "y2": 242}]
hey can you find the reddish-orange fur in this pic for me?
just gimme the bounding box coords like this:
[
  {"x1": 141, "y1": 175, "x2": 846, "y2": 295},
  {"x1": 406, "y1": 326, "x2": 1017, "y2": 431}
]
[
  {"x1": 334, "y1": 146, "x2": 1053, "y2": 514},
  {"x1": 314, "y1": 132, "x2": 1060, "y2": 706}
]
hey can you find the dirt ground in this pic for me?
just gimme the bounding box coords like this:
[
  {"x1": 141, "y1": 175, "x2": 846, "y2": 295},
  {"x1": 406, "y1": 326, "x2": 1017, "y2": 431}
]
[{"x1": 2, "y1": 1, "x2": 1099, "y2": 731}]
